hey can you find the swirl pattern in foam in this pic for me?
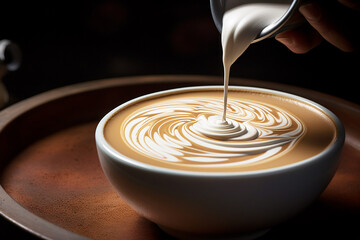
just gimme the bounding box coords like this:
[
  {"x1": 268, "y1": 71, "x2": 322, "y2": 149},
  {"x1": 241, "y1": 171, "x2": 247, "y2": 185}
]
[{"x1": 121, "y1": 97, "x2": 305, "y2": 168}]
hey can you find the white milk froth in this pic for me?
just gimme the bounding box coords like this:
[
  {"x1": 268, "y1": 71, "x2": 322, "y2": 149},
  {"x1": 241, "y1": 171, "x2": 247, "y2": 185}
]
[
  {"x1": 121, "y1": 96, "x2": 305, "y2": 167},
  {"x1": 105, "y1": 89, "x2": 336, "y2": 172}
]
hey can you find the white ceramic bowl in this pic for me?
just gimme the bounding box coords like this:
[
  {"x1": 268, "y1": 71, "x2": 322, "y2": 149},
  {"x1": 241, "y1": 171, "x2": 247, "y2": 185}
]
[{"x1": 95, "y1": 86, "x2": 345, "y2": 239}]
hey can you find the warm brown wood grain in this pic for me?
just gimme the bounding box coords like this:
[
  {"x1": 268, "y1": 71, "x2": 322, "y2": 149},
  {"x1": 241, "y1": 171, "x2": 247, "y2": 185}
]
[{"x1": 0, "y1": 76, "x2": 359, "y2": 239}]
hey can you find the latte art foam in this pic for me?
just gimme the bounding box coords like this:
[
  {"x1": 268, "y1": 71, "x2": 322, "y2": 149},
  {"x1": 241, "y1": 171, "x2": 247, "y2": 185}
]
[
  {"x1": 122, "y1": 98, "x2": 305, "y2": 167},
  {"x1": 193, "y1": 115, "x2": 258, "y2": 140}
]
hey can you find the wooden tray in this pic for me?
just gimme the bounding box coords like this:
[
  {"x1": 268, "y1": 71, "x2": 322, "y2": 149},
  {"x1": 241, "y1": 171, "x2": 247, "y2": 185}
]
[{"x1": 0, "y1": 75, "x2": 359, "y2": 240}]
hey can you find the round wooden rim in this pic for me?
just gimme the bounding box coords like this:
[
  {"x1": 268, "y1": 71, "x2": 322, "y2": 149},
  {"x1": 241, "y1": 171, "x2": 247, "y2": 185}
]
[{"x1": 0, "y1": 75, "x2": 359, "y2": 240}]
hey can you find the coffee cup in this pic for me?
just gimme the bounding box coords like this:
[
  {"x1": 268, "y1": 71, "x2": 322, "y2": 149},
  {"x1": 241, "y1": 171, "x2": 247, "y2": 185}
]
[{"x1": 95, "y1": 86, "x2": 344, "y2": 239}]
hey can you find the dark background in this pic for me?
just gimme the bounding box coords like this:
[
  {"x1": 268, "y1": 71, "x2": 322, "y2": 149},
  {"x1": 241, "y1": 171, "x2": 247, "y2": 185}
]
[{"x1": 0, "y1": 0, "x2": 359, "y2": 105}]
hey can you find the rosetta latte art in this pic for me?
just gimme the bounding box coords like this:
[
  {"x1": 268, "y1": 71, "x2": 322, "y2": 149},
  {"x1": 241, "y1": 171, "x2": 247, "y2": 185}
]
[{"x1": 122, "y1": 98, "x2": 305, "y2": 167}]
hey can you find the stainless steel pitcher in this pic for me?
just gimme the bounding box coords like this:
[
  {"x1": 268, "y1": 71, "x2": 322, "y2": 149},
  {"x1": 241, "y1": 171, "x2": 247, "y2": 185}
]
[{"x1": 210, "y1": 0, "x2": 302, "y2": 43}]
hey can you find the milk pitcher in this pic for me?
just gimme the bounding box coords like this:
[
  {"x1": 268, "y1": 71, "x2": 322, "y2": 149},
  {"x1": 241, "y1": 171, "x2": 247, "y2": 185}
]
[{"x1": 210, "y1": 0, "x2": 302, "y2": 43}]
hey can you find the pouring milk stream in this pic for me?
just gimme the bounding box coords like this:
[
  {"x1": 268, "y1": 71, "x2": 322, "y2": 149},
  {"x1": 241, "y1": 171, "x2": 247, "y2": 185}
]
[{"x1": 207, "y1": 0, "x2": 298, "y2": 135}]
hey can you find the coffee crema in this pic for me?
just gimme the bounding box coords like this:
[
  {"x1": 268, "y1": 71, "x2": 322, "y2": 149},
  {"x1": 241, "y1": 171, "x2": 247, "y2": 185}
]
[{"x1": 104, "y1": 88, "x2": 336, "y2": 172}]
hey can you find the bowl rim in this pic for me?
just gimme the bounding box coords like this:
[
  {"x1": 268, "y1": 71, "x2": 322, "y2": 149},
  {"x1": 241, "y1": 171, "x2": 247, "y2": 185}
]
[{"x1": 95, "y1": 85, "x2": 345, "y2": 178}]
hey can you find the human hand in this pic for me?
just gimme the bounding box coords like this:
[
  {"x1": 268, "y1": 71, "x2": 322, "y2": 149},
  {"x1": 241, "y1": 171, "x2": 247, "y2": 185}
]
[{"x1": 275, "y1": 0, "x2": 359, "y2": 53}]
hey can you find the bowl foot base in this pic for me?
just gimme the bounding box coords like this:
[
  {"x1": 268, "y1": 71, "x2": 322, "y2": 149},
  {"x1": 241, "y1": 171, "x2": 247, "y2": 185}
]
[{"x1": 158, "y1": 225, "x2": 270, "y2": 240}]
